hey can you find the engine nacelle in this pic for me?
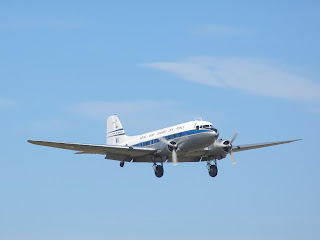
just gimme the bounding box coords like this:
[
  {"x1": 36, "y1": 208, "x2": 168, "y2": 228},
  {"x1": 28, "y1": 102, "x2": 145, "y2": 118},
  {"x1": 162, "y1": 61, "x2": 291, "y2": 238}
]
[
  {"x1": 205, "y1": 139, "x2": 231, "y2": 160},
  {"x1": 154, "y1": 140, "x2": 177, "y2": 158}
]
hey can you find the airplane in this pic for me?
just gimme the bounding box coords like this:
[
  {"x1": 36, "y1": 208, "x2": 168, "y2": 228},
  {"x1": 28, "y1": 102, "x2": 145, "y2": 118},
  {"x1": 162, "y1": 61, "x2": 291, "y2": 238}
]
[{"x1": 28, "y1": 114, "x2": 301, "y2": 178}]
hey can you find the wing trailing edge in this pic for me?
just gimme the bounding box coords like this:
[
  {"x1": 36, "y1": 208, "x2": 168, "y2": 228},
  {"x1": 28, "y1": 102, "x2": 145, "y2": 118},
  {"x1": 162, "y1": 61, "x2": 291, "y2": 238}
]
[
  {"x1": 232, "y1": 139, "x2": 302, "y2": 152},
  {"x1": 27, "y1": 140, "x2": 156, "y2": 157}
]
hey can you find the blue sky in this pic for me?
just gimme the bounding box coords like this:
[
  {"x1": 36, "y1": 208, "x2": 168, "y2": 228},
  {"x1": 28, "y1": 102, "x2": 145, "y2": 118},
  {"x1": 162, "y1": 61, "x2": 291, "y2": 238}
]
[{"x1": 1, "y1": 1, "x2": 320, "y2": 239}]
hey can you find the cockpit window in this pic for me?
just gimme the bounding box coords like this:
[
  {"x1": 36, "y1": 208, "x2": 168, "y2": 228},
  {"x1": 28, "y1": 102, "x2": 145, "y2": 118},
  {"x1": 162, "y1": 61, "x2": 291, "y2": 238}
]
[{"x1": 196, "y1": 124, "x2": 218, "y2": 133}]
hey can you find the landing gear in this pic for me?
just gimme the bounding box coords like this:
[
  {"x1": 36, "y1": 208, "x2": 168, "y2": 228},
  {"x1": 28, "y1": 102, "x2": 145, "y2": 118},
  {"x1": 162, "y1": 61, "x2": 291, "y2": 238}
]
[
  {"x1": 207, "y1": 160, "x2": 218, "y2": 177},
  {"x1": 120, "y1": 161, "x2": 125, "y2": 167},
  {"x1": 153, "y1": 162, "x2": 164, "y2": 178},
  {"x1": 209, "y1": 165, "x2": 218, "y2": 177}
]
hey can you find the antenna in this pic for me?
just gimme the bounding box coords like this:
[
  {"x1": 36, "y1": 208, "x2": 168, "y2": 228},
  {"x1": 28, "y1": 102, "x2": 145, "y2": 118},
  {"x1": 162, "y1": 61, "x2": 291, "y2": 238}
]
[{"x1": 194, "y1": 117, "x2": 202, "y2": 121}]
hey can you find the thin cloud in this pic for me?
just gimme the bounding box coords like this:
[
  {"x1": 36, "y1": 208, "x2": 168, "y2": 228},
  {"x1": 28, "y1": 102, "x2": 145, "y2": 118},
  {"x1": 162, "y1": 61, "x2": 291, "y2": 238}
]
[
  {"x1": 0, "y1": 98, "x2": 15, "y2": 108},
  {"x1": 67, "y1": 100, "x2": 211, "y2": 133},
  {"x1": 143, "y1": 57, "x2": 320, "y2": 103},
  {"x1": 0, "y1": 15, "x2": 83, "y2": 30},
  {"x1": 310, "y1": 107, "x2": 320, "y2": 115},
  {"x1": 192, "y1": 24, "x2": 248, "y2": 37},
  {"x1": 68, "y1": 101, "x2": 180, "y2": 120},
  {"x1": 30, "y1": 119, "x2": 63, "y2": 131}
]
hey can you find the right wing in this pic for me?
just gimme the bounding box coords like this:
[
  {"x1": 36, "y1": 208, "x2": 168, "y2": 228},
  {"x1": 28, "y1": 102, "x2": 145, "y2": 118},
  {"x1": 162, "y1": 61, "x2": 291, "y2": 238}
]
[
  {"x1": 28, "y1": 140, "x2": 156, "y2": 161},
  {"x1": 232, "y1": 139, "x2": 302, "y2": 152}
]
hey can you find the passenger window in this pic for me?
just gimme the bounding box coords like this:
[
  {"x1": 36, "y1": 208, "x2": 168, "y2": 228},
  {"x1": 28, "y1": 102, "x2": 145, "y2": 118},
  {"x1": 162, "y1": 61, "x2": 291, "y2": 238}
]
[
  {"x1": 147, "y1": 141, "x2": 150, "y2": 145},
  {"x1": 179, "y1": 133, "x2": 182, "y2": 137},
  {"x1": 196, "y1": 126, "x2": 199, "y2": 130}
]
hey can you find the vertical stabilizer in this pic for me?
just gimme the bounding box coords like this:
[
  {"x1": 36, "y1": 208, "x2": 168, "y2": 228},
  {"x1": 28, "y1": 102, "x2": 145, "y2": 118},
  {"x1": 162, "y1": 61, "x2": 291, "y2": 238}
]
[{"x1": 106, "y1": 115, "x2": 128, "y2": 145}]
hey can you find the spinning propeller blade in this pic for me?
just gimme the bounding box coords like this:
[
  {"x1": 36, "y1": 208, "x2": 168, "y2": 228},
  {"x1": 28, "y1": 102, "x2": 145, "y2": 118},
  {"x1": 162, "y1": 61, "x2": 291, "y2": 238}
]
[
  {"x1": 230, "y1": 152, "x2": 236, "y2": 165},
  {"x1": 229, "y1": 131, "x2": 239, "y2": 165},
  {"x1": 172, "y1": 149, "x2": 178, "y2": 166},
  {"x1": 230, "y1": 131, "x2": 238, "y2": 144},
  {"x1": 159, "y1": 138, "x2": 179, "y2": 166}
]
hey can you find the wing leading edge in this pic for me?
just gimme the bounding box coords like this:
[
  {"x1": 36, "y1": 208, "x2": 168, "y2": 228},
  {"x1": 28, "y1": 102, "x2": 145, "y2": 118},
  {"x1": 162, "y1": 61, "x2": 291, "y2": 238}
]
[
  {"x1": 232, "y1": 139, "x2": 302, "y2": 152},
  {"x1": 27, "y1": 140, "x2": 156, "y2": 158}
]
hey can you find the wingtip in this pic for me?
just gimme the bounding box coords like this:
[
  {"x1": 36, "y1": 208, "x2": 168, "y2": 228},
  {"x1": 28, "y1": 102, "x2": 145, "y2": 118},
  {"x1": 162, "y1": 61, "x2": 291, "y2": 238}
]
[{"x1": 27, "y1": 140, "x2": 38, "y2": 144}]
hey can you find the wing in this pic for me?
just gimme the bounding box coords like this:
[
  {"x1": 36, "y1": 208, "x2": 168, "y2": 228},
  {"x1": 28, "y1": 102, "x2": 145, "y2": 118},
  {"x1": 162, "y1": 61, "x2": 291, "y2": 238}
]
[
  {"x1": 28, "y1": 140, "x2": 156, "y2": 161},
  {"x1": 232, "y1": 139, "x2": 302, "y2": 152}
]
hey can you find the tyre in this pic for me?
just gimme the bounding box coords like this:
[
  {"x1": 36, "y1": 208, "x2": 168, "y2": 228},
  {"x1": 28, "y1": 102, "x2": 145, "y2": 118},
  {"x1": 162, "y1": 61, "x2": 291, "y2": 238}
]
[
  {"x1": 209, "y1": 165, "x2": 218, "y2": 177},
  {"x1": 155, "y1": 165, "x2": 164, "y2": 178}
]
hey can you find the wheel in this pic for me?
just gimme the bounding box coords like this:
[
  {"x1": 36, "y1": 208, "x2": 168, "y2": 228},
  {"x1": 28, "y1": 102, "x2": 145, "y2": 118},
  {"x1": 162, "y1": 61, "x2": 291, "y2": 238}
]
[
  {"x1": 120, "y1": 161, "x2": 124, "y2": 167},
  {"x1": 155, "y1": 165, "x2": 164, "y2": 178},
  {"x1": 209, "y1": 165, "x2": 218, "y2": 177}
]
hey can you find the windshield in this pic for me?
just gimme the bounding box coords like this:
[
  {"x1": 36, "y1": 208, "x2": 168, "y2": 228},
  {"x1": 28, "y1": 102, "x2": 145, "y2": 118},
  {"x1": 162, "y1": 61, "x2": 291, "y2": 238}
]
[{"x1": 196, "y1": 124, "x2": 218, "y2": 132}]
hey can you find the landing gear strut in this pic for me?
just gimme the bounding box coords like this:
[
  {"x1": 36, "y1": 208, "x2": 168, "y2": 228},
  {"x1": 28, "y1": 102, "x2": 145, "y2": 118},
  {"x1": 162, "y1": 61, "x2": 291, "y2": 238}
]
[
  {"x1": 207, "y1": 160, "x2": 218, "y2": 177},
  {"x1": 120, "y1": 161, "x2": 125, "y2": 167},
  {"x1": 153, "y1": 162, "x2": 164, "y2": 178}
]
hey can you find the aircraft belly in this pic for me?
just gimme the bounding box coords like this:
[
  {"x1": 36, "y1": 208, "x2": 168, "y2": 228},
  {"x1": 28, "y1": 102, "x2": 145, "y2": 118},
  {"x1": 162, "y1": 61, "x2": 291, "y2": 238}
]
[
  {"x1": 132, "y1": 156, "x2": 153, "y2": 162},
  {"x1": 105, "y1": 153, "x2": 132, "y2": 162},
  {"x1": 167, "y1": 156, "x2": 201, "y2": 163}
]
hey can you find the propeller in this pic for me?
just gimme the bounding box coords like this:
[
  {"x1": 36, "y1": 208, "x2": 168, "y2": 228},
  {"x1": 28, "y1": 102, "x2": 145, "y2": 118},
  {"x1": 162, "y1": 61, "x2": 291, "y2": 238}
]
[
  {"x1": 230, "y1": 131, "x2": 238, "y2": 144},
  {"x1": 159, "y1": 138, "x2": 179, "y2": 166},
  {"x1": 229, "y1": 131, "x2": 238, "y2": 165},
  {"x1": 172, "y1": 148, "x2": 178, "y2": 166}
]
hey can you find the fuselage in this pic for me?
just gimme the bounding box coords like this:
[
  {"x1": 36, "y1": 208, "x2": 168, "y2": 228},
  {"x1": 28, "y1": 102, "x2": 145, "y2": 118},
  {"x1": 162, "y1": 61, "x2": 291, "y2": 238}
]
[{"x1": 122, "y1": 120, "x2": 219, "y2": 154}]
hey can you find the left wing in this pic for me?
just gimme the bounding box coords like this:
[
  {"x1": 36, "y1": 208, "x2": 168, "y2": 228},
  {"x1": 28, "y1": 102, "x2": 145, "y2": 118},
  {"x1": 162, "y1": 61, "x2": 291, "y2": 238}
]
[
  {"x1": 232, "y1": 139, "x2": 302, "y2": 152},
  {"x1": 28, "y1": 140, "x2": 156, "y2": 159}
]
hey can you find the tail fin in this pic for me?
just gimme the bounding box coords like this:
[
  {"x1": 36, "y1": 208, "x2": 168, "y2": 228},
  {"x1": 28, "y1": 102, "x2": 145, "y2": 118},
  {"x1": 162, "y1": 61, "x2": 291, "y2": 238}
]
[{"x1": 106, "y1": 114, "x2": 128, "y2": 145}]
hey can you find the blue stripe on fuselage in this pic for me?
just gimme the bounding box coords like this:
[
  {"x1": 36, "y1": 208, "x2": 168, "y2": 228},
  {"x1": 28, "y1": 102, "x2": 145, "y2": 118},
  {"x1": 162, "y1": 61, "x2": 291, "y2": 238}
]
[{"x1": 132, "y1": 129, "x2": 212, "y2": 147}]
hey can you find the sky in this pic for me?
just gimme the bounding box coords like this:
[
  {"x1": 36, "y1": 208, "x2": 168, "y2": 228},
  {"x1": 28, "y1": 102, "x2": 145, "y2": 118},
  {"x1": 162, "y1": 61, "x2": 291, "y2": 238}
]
[{"x1": 1, "y1": 0, "x2": 320, "y2": 239}]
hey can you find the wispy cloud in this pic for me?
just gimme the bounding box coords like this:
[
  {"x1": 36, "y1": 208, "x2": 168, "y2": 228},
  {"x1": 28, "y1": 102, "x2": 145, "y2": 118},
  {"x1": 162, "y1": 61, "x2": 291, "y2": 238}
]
[
  {"x1": 143, "y1": 57, "x2": 320, "y2": 103},
  {"x1": 0, "y1": 15, "x2": 83, "y2": 30},
  {"x1": 310, "y1": 107, "x2": 320, "y2": 115},
  {"x1": 68, "y1": 101, "x2": 179, "y2": 119},
  {"x1": 67, "y1": 100, "x2": 210, "y2": 132},
  {"x1": 0, "y1": 98, "x2": 15, "y2": 108},
  {"x1": 192, "y1": 24, "x2": 248, "y2": 37},
  {"x1": 30, "y1": 119, "x2": 63, "y2": 131}
]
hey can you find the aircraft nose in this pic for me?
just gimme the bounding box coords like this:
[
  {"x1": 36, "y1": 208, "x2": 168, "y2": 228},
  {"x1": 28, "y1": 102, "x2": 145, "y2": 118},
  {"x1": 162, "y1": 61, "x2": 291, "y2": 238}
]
[
  {"x1": 214, "y1": 128, "x2": 219, "y2": 137},
  {"x1": 211, "y1": 129, "x2": 219, "y2": 140}
]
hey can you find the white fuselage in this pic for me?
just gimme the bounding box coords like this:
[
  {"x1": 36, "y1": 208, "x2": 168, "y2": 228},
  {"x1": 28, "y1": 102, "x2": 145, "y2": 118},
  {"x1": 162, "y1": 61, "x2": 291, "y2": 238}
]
[{"x1": 121, "y1": 120, "x2": 219, "y2": 156}]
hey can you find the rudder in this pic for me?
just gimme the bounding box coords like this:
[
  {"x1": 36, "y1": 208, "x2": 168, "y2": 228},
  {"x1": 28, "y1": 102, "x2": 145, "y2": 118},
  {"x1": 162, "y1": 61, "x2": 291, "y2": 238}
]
[{"x1": 106, "y1": 114, "x2": 128, "y2": 145}]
